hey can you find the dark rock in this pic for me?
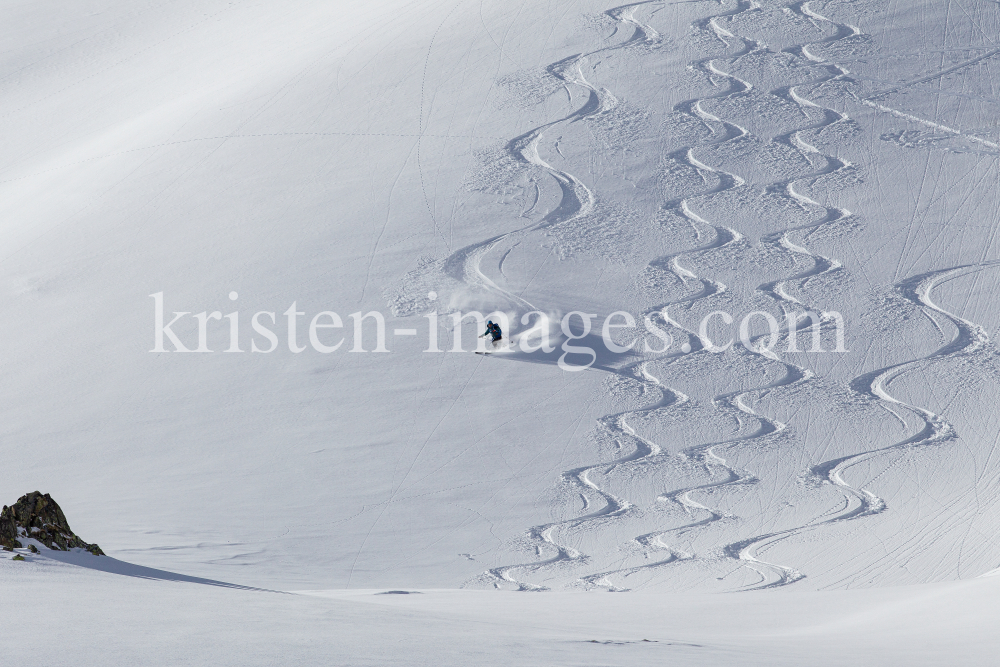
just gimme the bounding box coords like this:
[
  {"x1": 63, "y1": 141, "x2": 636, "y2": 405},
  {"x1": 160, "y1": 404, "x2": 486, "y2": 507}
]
[
  {"x1": 1, "y1": 492, "x2": 104, "y2": 556},
  {"x1": 0, "y1": 505, "x2": 20, "y2": 551},
  {"x1": 28, "y1": 544, "x2": 39, "y2": 554},
  {"x1": 12, "y1": 554, "x2": 25, "y2": 561}
]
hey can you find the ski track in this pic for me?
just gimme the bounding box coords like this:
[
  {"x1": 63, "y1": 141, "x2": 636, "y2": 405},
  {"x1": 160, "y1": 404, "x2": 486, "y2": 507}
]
[
  {"x1": 576, "y1": 0, "x2": 862, "y2": 592},
  {"x1": 696, "y1": 3, "x2": 999, "y2": 591},
  {"x1": 490, "y1": 0, "x2": 823, "y2": 593},
  {"x1": 438, "y1": 5, "x2": 660, "y2": 313},
  {"x1": 572, "y1": 0, "x2": 819, "y2": 593},
  {"x1": 479, "y1": 0, "x2": 675, "y2": 591},
  {"x1": 477, "y1": 0, "x2": 996, "y2": 592},
  {"x1": 600, "y1": 0, "x2": 863, "y2": 593},
  {"x1": 490, "y1": 0, "x2": 785, "y2": 592},
  {"x1": 700, "y1": 0, "x2": 862, "y2": 590},
  {"x1": 811, "y1": 264, "x2": 996, "y2": 526},
  {"x1": 718, "y1": 262, "x2": 999, "y2": 591}
]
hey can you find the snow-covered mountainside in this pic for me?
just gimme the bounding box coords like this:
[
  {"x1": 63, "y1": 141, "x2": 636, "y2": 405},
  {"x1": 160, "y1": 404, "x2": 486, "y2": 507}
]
[{"x1": 2, "y1": 0, "x2": 1000, "y2": 663}]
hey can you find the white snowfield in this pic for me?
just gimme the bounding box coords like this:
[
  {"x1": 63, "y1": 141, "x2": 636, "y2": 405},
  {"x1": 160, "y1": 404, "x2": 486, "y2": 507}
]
[{"x1": 2, "y1": 0, "x2": 1000, "y2": 664}]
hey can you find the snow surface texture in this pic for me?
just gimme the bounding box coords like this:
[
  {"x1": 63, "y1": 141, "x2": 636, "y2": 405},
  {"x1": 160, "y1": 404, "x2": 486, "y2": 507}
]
[
  {"x1": 2, "y1": 0, "x2": 1000, "y2": 663},
  {"x1": 4, "y1": 554, "x2": 1000, "y2": 666}
]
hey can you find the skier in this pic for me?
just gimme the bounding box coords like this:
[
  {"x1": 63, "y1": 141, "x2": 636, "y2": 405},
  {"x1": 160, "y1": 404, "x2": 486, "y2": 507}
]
[{"x1": 482, "y1": 320, "x2": 503, "y2": 350}]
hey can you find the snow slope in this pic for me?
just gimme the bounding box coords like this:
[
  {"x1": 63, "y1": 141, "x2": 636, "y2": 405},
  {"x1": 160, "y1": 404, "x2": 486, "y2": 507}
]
[
  {"x1": 2, "y1": 0, "x2": 1000, "y2": 661},
  {"x1": 4, "y1": 554, "x2": 1000, "y2": 666}
]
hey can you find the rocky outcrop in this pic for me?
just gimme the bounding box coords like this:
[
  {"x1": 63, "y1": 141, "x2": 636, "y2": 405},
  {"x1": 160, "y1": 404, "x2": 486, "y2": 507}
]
[
  {"x1": 0, "y1": 492, "x2": 104, "y2": 555},
  {"x1": 0, "y1": 504, "x2": 19, "y2": 551}
]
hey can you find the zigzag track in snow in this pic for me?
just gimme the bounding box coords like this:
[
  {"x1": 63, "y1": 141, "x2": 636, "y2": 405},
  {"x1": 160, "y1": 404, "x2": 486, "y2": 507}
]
[
  {"x1": 481, "y1": 0, "x2": 774, "y2": 592},
  {"x1": 487, "y1": 360, "x2": 689, "y2": 591},
  {"x1": 566, "y1": 0, "x2": 785, "y2": 592},
  {"x1": 566, "y1": 0, "x2": 800, "y2": 592},
  {"x1": 602, "y1": 0, "x2": 862, "y2": 593},
  {"x1": 760, "y1": 0, "x2": 857, "y2": 322},
  {"x1": 703, "y1": 3, "x2": 998, "y2": 590},
  {"x1": 471, "y1": 0, "x2": 996, "y2": 593},
  {"x1": 611, "y1": 0, "x2": 819, "y2": 591},
  {"x1": 591, "y1": 0, "x2": 862, "y2": 591},
  {"x1": 702, "y1": 0, "x2": 862, "y2": 590},
  {"x1": 480, "y1": 0, "x2": 676, "y2": 591},
  {"x1": 441, "y1": 2, "x2": 666, "y2": 313},
  {"x1": 706, "y1": 262, "x2": 999, "y2": 590},
  {"x1": 811, "y1": 263, "x2": 997, "y2": 523}
]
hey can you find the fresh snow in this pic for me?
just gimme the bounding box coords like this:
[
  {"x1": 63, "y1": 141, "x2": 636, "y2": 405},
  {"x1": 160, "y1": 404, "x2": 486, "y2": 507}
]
[
  {"x1": 2, "y1": 0, "x2": 1000, "y2": 663},
  {"x1": 4, "y1": 553, "x2": 1000, "y2": 665}
]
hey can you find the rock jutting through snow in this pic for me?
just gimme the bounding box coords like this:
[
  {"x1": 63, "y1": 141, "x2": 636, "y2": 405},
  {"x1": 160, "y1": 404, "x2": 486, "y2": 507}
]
[{"x1": 0, "y1": 492, "x2": 103, "y2": 556}]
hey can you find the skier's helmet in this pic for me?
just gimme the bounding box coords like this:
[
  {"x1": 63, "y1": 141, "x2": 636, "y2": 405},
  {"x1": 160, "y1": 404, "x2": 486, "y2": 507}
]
[{"x1": 487, "y1": 320, "x2": 493, "y2": 326}]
